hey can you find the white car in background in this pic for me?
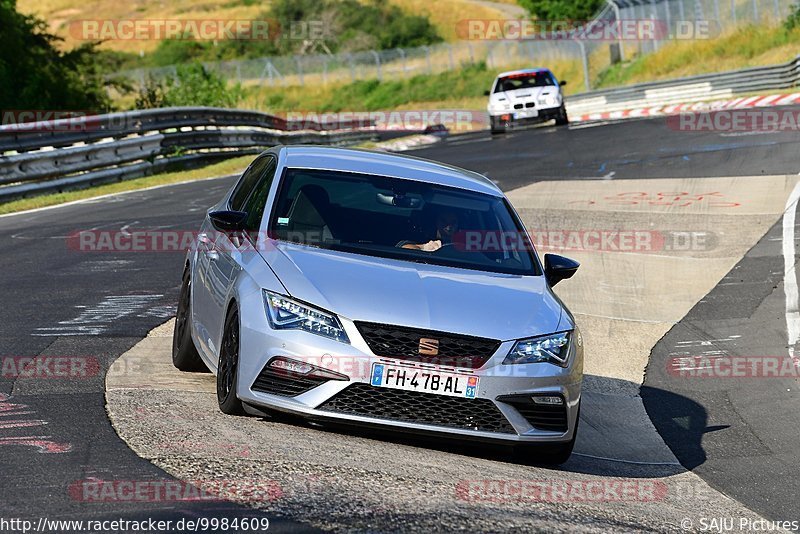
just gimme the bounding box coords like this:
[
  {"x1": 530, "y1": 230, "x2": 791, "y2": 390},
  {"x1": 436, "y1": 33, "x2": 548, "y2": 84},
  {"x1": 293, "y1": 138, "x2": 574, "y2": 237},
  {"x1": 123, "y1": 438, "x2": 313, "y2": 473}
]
[{"x1": 485, "y1": 68, "x2": 568, "y2": 134}]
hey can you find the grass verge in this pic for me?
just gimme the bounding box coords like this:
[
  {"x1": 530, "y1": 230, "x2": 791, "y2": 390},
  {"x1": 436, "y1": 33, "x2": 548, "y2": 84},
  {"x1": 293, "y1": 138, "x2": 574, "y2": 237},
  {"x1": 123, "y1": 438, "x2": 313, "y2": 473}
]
[{"x1": 0, "y1": 156, "x2": 252, "y2": 216}]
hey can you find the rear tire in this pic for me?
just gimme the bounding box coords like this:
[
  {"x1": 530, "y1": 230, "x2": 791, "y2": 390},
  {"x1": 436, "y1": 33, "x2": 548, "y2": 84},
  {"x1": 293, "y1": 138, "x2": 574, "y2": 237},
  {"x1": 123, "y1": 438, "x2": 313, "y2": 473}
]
[
  {"x1": 172, "y1": 267, "x2": 205, "y2": 372},
  {"x1": 217, "y1": 307, "x2": 246, "y2": 416}
]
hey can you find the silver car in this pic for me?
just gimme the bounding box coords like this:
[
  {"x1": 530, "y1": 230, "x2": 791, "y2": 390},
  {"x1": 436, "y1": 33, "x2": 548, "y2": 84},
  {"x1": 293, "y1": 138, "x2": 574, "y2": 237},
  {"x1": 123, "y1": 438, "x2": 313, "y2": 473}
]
[{"x1": 172, "y1": 146, "x2": 583, "y2": 463}]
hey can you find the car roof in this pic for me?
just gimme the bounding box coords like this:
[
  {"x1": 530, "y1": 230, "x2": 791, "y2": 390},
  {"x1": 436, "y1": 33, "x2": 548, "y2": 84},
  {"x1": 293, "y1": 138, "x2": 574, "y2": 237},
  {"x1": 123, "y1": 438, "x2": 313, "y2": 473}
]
[
  {"x1": 496, "y1": 68, "x2": 551, "y2": 78},
  {"x1": 279, "y1": 146, "x2": 502, "y2": 197}
]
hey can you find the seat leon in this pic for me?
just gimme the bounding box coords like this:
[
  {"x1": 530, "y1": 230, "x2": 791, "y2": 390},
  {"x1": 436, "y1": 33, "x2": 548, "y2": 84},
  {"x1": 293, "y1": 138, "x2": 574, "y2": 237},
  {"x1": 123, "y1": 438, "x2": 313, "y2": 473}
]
[{"x1": 172, "y1": 146, "x2": 583, "y2": 463}]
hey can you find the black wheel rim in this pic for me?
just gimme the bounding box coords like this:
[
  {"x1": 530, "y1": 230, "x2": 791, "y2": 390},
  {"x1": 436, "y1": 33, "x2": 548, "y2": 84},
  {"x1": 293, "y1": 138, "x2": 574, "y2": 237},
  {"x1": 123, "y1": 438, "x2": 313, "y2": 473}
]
[
  {"x1": 218, "y1": 312, "x2": 239, "y2": 401},
  {"x1": 175, "y1": 276, "x2": 190, "y2": 344}
]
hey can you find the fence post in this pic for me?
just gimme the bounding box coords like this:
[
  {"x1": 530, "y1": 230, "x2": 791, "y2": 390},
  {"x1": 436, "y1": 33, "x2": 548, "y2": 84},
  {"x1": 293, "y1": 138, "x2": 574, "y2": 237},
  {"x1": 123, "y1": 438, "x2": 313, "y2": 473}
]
[
  {"x1": 752, "y1": 0, "x2": 758, "y2": 21},
  {"x1": 606, "y1": 0, "x2": 626, "y2": 61},
  {"x1": 731, "y1": 0, "x2": 737, "y2": 25},
  {"x1": 423, "y1": 46, "x2": 432, "y2": 74},
  {"x1": 322, "y1": 56, "x2": 328, "y2": 85},
  {"x1": 397, "y1": 48, "x2": 407, "y2": 78},
  {"x1": 447, "y1": 43, "x2": 455, "y2": 70},
  {"x1": 466, "y1": 41, "x2": 474, "y2": 63},
  {"x1": 295, "y1": 56, "x2": 304, "y2": 86},
  {"x1": 347, "y1": 54, "x2": 356, "y2": 82},
  {"x1": 678, "y1": 0, "x2": 685, "y2": 24},
  {"x1": 574, "y1": 38, "x2": 590, "y2": 91},
  {"x1": 713, "y1": 0, "x2": 720, "y2": 24},
  {"x1": 371, "y1": 50, "x2": 382, "y2": 81},
  {"x1": 664, "y1": 0, "x2": 672, "y2": 40},
  {"x1": 774, "y1": 0, "x2": 780, "y2": 20}
]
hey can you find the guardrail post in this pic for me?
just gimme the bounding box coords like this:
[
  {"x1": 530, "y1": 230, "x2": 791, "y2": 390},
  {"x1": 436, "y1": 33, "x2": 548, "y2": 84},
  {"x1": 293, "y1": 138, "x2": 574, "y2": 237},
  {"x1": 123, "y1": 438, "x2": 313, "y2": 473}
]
[{"x1": 606, "y1": 0, "x2": 626, "y2": 61}]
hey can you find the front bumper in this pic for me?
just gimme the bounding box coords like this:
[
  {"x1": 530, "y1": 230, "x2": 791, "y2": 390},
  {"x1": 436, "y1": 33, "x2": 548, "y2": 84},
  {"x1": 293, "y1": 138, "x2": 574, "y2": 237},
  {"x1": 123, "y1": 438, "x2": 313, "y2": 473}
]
[
  {"x1": 236, "y1": 303, "x2": 582, "y2": 444},
  {"x1": 489, "y1": 104, "x2": 562, "y2": 126}
]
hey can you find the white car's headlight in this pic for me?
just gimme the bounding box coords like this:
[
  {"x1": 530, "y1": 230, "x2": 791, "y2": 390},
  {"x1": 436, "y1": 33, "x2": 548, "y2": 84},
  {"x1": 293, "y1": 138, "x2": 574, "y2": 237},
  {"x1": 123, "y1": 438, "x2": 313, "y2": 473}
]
[
  {"x1": 263, "y1": 290, "x2": 349, "y2": 344},
  {"x1": 504, "y1": 331, "x2": 571, "y2": 366}
]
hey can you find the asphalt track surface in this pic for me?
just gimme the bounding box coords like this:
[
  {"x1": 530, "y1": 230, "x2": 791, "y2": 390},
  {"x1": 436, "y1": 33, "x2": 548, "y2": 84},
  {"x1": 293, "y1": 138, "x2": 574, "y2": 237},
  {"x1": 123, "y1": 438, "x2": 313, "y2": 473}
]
[{"x1": 1, "y1": 109, "x2": 799, "y2": 529}]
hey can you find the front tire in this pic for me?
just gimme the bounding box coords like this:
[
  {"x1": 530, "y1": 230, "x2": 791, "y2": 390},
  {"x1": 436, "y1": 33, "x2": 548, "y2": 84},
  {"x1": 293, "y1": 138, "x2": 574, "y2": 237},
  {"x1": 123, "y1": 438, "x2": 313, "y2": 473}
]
[
  {"x1": 513, "y1": 402, "x2": 579, "y2": 465},
  {"x1": 555, "y1": 104, "x2": 569, "y2": 126},
  {"x1": 172, "y1": 267, "x2": 205, "y2": 372},
  {"x1": 217, "y1": 307, "x2": 246, "y2": 415}
]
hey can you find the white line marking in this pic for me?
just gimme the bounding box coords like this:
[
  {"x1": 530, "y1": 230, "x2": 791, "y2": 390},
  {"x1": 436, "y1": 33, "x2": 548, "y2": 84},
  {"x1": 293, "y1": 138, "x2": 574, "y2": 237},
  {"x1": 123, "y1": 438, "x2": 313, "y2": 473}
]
[
  {"x1": 571, "y1": 452, "x2": 682, "y2": 466},
  {"x1": 0, "y1": 174, "x2": 235, "y2": 220},
  {"x1": 782, "y1": 180, "x2": 800, "y2": 358}
]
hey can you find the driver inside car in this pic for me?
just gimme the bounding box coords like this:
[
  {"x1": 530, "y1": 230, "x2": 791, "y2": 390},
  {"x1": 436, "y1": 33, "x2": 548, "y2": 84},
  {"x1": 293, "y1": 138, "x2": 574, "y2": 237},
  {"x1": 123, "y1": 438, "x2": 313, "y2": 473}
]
[{"x1": 398, "y1": 210, "x2": 460, "y2": 252}]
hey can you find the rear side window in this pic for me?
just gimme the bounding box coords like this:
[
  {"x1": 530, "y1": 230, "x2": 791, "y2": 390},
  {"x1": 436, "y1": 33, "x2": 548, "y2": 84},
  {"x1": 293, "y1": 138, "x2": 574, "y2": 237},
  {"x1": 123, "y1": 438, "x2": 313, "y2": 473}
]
[{"x1": 229, "y1": 156, "x2": 273, "y2": 212}]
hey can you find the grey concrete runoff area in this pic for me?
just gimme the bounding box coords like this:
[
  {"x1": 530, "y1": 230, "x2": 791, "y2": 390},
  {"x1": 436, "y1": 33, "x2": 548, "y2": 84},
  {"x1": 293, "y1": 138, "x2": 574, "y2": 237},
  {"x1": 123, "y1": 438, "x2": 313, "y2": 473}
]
[{"x1": 5, "y1": 112, "x2": 800, "y2": 532}]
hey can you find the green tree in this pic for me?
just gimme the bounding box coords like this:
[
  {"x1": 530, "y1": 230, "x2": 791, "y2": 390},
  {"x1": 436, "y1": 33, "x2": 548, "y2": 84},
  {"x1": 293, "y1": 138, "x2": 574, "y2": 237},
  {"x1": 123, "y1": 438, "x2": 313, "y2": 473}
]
[
  {"x1": 517, "y1": 0, "x2": 605, "y2": 22},
  {"x1": 0, "y1": 0, "x2": 110, "y2": 111}
]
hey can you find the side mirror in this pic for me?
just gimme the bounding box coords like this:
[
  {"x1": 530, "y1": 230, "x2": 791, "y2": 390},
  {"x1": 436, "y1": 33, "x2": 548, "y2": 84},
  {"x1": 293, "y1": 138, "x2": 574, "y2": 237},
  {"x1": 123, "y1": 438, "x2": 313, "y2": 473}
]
[
  {"x1": 544, "y1": 254, "x2": 579, "y2": 286},
  {"x1": 483, "y1": 90, "x2": 490, "y2": 96},
  {"x1": 559, "y1": 80, "x2": 568, "y2": 86},
  {"x1": 208, "y1": 210, "x2": 247, "y2": 232}
]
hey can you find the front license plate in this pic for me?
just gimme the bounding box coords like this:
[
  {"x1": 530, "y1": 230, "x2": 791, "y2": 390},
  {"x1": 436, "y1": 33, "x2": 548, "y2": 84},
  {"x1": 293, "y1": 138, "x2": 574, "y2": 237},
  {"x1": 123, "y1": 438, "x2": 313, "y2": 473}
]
[
  {"x1": 370, "y1": 363, "x2": 478, "y2": 398},
  {"x1": 513, "y1": 109, "x2": 537, "y2": 119}
]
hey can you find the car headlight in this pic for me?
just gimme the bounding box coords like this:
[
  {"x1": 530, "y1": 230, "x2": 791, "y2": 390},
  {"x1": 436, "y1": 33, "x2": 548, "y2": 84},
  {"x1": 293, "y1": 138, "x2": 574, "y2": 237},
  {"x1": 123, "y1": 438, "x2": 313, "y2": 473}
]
[
  {"x1": 504, "y1": 331, "x2": 571, "y2": 366},
  {"x1": 263, "y1": 290, "x2": 349, "y2": 344}
]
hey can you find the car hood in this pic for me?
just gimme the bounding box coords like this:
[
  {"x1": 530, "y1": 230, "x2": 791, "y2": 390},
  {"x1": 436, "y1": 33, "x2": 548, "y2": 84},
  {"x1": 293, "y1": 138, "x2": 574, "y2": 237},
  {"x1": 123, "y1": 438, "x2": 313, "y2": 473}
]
[{"x1": 263, "y1": 243, "x2": 564, "y2": 341}]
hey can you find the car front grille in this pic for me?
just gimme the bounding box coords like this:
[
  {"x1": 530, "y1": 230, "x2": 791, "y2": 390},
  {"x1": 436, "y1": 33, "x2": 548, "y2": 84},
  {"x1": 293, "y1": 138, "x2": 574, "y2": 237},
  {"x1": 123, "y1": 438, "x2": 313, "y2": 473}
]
[
  {"x1": 251, "y1": 365, "x2": 329, "y2": 397},
  {"x1": 317, "y1": 383, "x2": 516, "y2": 434},
  {"x1": 354, "y1": 322, "x2": 500, "y2": 369},
  {"x1": 498, "y1": 396, "x2": 569, "y2": 433}
]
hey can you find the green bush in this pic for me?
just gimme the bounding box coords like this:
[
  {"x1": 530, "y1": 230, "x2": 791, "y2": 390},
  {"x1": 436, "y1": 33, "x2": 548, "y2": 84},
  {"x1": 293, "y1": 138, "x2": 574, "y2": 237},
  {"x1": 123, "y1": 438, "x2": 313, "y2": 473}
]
[
  {"x1": 785, "y1": 3, "x2": 800, "y2": 30},
  {"x1": 135, "y1": 63, "x2": 243, "y2": 109},
  {"x1": 516, "y1": 0, "x2": 605, "y2": 22}
]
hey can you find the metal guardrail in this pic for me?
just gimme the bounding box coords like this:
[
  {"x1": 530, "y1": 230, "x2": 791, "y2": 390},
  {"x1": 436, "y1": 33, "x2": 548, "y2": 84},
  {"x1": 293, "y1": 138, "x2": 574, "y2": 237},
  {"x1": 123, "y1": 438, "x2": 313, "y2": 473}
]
[
  {"x1": 566, "y1": 54, "x2": 800, "y2": 115},
  {"x1": 0, "y1": 107, "x2": 376, "y2": 202}
]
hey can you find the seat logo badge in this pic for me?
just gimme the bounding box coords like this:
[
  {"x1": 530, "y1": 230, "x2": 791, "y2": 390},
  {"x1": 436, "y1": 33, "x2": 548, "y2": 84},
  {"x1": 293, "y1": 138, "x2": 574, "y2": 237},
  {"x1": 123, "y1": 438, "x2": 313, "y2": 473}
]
[{"x1": 418, "y1": 338, "x2": 439, "y2": 356}]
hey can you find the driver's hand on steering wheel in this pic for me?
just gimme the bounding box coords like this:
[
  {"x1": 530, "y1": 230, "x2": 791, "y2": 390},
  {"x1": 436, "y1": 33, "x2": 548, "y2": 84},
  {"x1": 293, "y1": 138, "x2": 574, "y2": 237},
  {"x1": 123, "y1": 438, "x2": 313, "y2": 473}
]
[{"x1": 419, "y1": 239, "x2": 442, "y2": 252}]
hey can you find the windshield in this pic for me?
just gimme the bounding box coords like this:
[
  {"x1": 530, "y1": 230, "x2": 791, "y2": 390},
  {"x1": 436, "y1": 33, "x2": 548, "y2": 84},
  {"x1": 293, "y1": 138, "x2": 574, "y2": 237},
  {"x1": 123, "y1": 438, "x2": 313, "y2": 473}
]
[
  {"x1": 494, "y1": 71, "x2": 556, "y2": 93},
  {"x1": 268, "y1": 168, "x2": 540, "y2": 276}
]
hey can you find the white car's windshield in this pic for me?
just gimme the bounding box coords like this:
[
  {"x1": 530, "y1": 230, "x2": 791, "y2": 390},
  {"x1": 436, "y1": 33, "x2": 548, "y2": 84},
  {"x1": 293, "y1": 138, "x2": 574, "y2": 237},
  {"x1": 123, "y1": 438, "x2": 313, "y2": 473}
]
[
  {"x1": 268, "y1": 168, "x2": 540, "y2": 276},
  {"x1": 494, "y1": 72, "x2": 556, "y2": 93}
]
